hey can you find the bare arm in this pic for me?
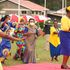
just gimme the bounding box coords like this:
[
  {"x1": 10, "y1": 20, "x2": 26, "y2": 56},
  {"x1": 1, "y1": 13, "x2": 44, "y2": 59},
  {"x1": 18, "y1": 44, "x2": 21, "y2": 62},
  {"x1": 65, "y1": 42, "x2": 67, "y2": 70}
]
[
  {"x1": 53, "y1": 32, "x2": 58, "y2": 34},
  {"x1": 23, "y1": 32, "x2": 35, "y2": 36},
  {"x1": 0, "y1": 31, "x2": 21, "y2": 41}
]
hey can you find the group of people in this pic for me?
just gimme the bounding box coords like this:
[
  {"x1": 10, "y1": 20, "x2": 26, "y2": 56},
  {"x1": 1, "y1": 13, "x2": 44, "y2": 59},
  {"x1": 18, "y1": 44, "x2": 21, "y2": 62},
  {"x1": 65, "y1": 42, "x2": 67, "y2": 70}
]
[
  {"x1": 0, "y1": 15, "x2": 39, "y2": 64},
  {"x1": 0, "y1": 6, "x2": 70, "y2": 69}
]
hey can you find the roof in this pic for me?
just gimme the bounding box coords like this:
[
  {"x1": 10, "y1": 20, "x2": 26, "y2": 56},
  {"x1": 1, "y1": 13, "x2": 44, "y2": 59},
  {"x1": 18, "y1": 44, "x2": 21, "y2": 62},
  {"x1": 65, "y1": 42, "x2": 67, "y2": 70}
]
[
  {"x1": 56, "y1": 8, "x2": 66, "y2": 14},
  {"x1": 47, "y1": 8, "x2": 66, "y2": 17},
  {"x1": 8, "y1": 0, "x2": 49, "y2": 11}
]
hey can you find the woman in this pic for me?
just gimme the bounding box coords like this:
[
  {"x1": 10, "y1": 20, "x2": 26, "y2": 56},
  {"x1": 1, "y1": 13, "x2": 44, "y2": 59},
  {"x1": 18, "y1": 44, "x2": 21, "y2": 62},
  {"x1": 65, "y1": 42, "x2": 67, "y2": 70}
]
[
  {"x1": 0, "y1": 29, "x2": 21, "y2": 62},
  {"x1": 23, "y1": 18, "x2": 37, "y2": 63},
  {"x1": 13, "y1": 19, "x2": 28, "y2": 61},
  {"x1": 49, "y1": 19, "x2": 61, "y2": 61},
  {"x1": 0, "y1": 28, "x2": 21, "y2": 70},
  {"x1": 59, "y1": 6, "x2": 70, "y2": 69},
  {"x1": 0, "y1": 15, "x2": 22, "y2": 63},
  {"x1": 0, "y1": 15, "x2": 17, "y2": 61}
]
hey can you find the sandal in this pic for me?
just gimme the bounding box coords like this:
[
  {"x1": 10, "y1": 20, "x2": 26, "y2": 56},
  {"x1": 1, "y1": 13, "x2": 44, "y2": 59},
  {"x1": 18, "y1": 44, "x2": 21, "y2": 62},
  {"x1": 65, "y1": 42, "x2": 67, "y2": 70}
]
[{"x1": 61, "y1": 65, "x2": 70, "y2": 69}]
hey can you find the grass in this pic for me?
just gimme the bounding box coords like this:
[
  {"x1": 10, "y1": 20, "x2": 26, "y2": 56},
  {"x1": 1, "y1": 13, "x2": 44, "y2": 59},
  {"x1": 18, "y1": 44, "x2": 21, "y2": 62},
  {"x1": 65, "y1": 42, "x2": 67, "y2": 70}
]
[{"x1": 3, "y1": 36, "x2": 70, "y2": 66}]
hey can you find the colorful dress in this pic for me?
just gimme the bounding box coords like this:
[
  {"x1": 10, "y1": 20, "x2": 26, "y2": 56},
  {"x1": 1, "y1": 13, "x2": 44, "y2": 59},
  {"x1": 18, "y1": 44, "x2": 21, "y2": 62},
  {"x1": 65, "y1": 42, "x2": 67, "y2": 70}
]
[
  {"x1": 13, "y1": 25, "x2": 28, "y2": 60},
  {"x1": 0, "y1": 22, "x2": 11, "y2": 58},
  {"x1": 49, "y1": 26, "x2": 61, "y2": 58},
  {"x1": 0, "y1": 21, "x2": 16, "y2": 58},
  {"x1": 59, "y1": 16, "x2": 70, "y2": 56}
]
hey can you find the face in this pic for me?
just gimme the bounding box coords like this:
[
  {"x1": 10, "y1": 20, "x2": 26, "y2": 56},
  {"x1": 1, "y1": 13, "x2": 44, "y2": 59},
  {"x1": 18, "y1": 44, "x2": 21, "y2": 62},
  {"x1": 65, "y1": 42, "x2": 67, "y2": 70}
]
[
  {"x1": 30, "y1": 20, "x2": 35, "y2": 23},
  {"x1": 5, "y1": 16, "x2": 10, "y2": 22},
  {"x1": 29, "y1": 19, "x2": 35, "y2": 27},
  {"x1": 54, "y1": 21, "x2": 58, "y2": 28},
  {"x1": 19, "y1": 21, "x2": 25, "y2": 27},
  {"x1": 20, "y1": 21, "x2": 24, "y2": 24},
  {"x1": 67, "y1": 12, "x2": 70, "y2": 18}
]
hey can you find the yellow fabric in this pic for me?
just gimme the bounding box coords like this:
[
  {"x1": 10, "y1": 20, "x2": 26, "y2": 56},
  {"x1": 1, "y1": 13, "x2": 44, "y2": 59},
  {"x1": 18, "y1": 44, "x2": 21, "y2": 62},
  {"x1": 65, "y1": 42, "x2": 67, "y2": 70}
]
[
  {"x1": 0, "y1": 57, "x2": 4, "y2": 62},
  {"x1": 61, "y1": 16, "x2": 70, "y2": 31},
  {"x1": 49, "y1": 27, "x2": 60, "y2": 47},
  {"x1": 0, "y1": 30, "x2": 2, "y2": 42},
  {"x1": 0, "y1": 62, "x2": 3, "y2": 70},
  {"x1": 0, "y1": 38, "x2": 2, "y2": 43},
  {"x1": 0, "y1": 58, "x2": 4, "y2": 70},
  {"x1": 67, "y1": 6, "x2": 70, "y2": 11}
]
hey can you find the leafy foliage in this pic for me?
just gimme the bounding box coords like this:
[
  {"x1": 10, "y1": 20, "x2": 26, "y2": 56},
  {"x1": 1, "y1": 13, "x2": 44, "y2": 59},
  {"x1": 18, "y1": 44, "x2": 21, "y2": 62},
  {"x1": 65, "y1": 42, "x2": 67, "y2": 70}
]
[{"x1": 30, "y1": 0, "x2": 70, "y2": 10}]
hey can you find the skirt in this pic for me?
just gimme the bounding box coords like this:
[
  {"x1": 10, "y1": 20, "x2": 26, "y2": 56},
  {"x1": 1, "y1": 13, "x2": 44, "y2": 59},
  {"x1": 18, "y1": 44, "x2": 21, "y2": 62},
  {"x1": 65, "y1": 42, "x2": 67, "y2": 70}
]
[
  {"x1": 0, "y1": 45, "x2": 3, "y2": 57},
  {"x1": 50, "y1": 43, "x2": 61, "y2": 57},
  {"x1": 59, "y1": 31, "x2": 70, "y2": 56}
]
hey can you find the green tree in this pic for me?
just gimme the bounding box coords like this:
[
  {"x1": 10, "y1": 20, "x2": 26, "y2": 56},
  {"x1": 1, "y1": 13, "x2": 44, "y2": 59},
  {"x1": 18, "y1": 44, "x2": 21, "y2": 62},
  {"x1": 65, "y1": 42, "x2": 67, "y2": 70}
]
[{"x1": 29, "y1": 0, "x2": 70, "y2": 10}]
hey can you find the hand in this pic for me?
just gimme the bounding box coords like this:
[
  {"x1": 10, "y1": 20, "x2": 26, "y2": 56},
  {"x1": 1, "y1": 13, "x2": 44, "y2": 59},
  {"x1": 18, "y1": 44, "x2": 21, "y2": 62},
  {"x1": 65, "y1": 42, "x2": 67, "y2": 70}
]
[
  {"x1": 53, "y1": 32, "x2": 58, "y2": 34},
  {"x1": 69, "y1": 28, "x2": 70, "y2": 32},
  {"x1": 17, "y1": 38, "x2": 22, "y2": 41}
]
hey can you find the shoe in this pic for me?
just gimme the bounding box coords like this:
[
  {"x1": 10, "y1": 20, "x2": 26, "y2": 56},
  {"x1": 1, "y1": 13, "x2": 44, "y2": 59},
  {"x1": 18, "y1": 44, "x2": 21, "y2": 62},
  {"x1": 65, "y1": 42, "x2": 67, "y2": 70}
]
[
  {"x1": 61, "y1": 65, "x2": 70, "y2": 69},
  {"x1": 54, "y1": 58, "x2": 58, "y2": 61}
]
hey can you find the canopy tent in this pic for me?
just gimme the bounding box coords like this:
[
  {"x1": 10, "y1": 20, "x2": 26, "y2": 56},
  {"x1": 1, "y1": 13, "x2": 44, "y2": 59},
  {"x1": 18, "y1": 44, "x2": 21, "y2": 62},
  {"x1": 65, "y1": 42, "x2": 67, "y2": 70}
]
[
  {"x1": 10, "y1": 14, "x2": 18, "y2": 22},
  {"x1": 9, "y1": 14, "x2": 51, "y2": 23},
  {"x1": 34, "y1": 15, "x2": 51, "y2": 23},
  {"x1": 23, "y1": 15, "x2": 34, "y2": 22}
]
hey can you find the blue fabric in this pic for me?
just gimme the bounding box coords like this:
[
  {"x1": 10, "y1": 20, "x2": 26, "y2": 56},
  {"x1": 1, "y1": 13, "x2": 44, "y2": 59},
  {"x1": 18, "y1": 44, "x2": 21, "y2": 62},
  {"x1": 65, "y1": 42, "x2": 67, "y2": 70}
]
[
  {"x1": 0, "y1": 44, "x2": 3, "y2": 57},
  {"x1": 24, "y1": 27, "x2": 28, "y2": 33},
  {"x1": 7, "y1": 22, "x2": 16, "y2": 28},
  {"x1": 0, "y1": 38, "x2": 11, "y2": 57},
  {"x1": 50, "y1": 43, "x2": 61, "y2": 57},
  {"x1": 1, "y1": 25, "x2": 7, "y2": 31},
  {"x1": 0, "y1": 38, "x2": 11, "y2": 50},
  {"x1": 0, "y1": 21, "x2": 14, "y2": 57},
  {"x1": 59, "y1": 31, "x2": 70, "y2": 56},
  {"x1": 0, "y1": 22, "x2": 15, "y2": 32}
]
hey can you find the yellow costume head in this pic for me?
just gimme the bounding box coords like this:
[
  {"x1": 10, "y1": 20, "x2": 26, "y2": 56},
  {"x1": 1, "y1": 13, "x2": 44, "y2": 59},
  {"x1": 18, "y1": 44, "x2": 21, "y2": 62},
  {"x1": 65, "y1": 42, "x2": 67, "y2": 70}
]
[
  {"x1": 66, "y1": 6, "x2": 70, "y2": 11},
  {"x1": 66, "y1": 6, "x2": 70, "y2": 13}
]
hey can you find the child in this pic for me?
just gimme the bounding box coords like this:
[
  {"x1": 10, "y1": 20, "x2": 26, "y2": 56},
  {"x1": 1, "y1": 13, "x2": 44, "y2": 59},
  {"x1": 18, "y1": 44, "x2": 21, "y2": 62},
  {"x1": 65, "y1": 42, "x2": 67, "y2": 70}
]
[{"x1": 13, "y1": 19, "x2": 28, "y2": 61}]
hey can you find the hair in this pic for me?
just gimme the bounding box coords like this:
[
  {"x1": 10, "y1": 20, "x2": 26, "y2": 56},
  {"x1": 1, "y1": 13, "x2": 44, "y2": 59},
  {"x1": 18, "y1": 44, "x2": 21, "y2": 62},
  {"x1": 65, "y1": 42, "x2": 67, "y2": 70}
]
[
  {"x1": 29, "y1": 18, "x2": 35, "y2": 23},
  {"x1": 20, "y1": 19, "x2": 24, "y2": 22},
  {"x1": 1, "y1": 17, "x2": 5, "y2": 22},
  {"x1": 1, "y1": 15, "x2": 10, "y2": 22},
  {"x1": 53, "y1": 19, "x2": 58, "y2": 23}
]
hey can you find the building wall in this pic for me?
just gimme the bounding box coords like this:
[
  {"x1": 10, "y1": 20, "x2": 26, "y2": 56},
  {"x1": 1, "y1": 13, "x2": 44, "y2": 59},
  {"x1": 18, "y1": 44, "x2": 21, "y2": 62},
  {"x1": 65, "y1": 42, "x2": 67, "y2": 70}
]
[
  {"x1": 0, "y1": 1, "x2": 29, "y2": 15},
  {"x1": 0, "y1": 1, "x2": 28, "y2": 9},
  {"x1": 0, "y1": 1, "x2": 44, "y2": 15}
]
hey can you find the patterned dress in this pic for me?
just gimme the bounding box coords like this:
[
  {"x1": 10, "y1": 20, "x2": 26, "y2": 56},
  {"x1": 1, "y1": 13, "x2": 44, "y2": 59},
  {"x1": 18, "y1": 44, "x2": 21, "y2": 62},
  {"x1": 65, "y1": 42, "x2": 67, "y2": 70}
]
[
  {"x1": 0, "y1": 22, "x2": 11, "y2": 58},
  {"x1": 13, "y1": 25, "x2": 28, "y2": 60},
  {"x1": 0, "y1": 21, "x2": 16, "y2": 59},
  {"x1": 23, "y1": 26, "x2": 37, "y2": 63}
]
